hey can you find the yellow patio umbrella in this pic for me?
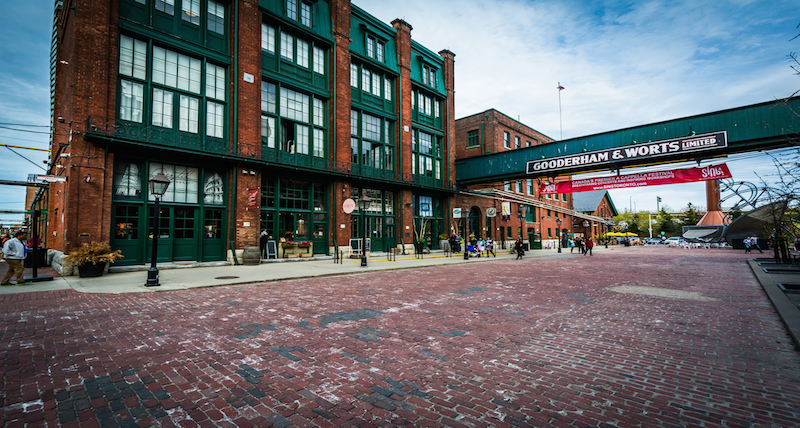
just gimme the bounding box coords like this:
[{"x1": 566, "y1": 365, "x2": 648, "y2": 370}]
[{"x1": 622, "y1": 232, "x2": 638, "y2": 236}]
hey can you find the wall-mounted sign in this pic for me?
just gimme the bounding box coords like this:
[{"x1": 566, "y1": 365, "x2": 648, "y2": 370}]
[
  {"x1": 527, "y1": 131, "x2": 727, "y2": 175},
  {"x1": 540, "y1": 163, "x2": 733, "y2": 194},
  {"x1": 247, "y1": 188, "x2": 259, "y2": 209},
  {"x1": 486, "y1": 207, "x2": 497, "y2": 217},
  {"x1": 452, "y1": 208, "x2": 462, "y2": 219},
  {"x1": 343, "y1": 198, "x2": 355, "y2": 214}
]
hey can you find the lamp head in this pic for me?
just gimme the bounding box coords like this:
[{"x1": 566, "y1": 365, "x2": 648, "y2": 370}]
[{"x1": 149, "y1": 172, "x2": 171, "y2": 197}]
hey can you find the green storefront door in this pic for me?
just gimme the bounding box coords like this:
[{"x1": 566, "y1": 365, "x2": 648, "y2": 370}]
[
  {"x1": 311, "y1": 213, "x2": 326, "y2": 254},
  {"x1": 368, "y1": 216, "x2": 384, "y2": 251},
  {"x1": 173, "y1": 207, "x2": 196, "y2": 261},
  {"x1": 146, "y1": 206, "x2": 173, "y2": 262},
  {"x1": 112, "y1": 204, "x2": 144, "y2": 265},
  {"x1": 202, "y1": 209, "x2": 225, "y2": 261}
]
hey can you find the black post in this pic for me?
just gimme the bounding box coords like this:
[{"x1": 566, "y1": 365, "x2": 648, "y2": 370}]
[
  {"x1": 23, "y1": 210, "x2": 53, "y2": 283},
  {"x1": 146, "y1": 197, "x2": 161, "y2": 286},
  {"x1": 557, "y1": 231, "x2": 562, "y2": 253},
  {"x1": 463, "y1": 216, "x2": 469, "y2": 260},
  {"x1": 360, "y1": 207, "x2": 367, "y2": 267}
]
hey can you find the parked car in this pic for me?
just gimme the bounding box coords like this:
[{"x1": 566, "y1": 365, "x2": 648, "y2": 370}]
[
  {"x1": 664, "y1": 236, "x2": 686, "y2": 247},
  {"x1": 644, "y1": 238, "x2": 664, "y2": 245}
]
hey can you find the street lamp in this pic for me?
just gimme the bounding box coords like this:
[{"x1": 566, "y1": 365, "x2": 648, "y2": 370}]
[
  {"x1": 462, "y1": 207, "x2": 469, "y2": 260},
  {"x1": 582, "y1": 220, "x2": 589, "y2": 241},
  {"x1": 556, "y1": 217, "x2": 562, "y2": 253},
  {"x1": 146, "y1": 172, "x2": 171, "y2": 287},
  {"x1": 359, "y1": 194, "x2": 371, "y2": 267}
]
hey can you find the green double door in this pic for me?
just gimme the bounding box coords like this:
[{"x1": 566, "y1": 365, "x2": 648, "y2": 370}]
[{"x1": 112, "y1": 204, "x2": 225, "y2": 265}]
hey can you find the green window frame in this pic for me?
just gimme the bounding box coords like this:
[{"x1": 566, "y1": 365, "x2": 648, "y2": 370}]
[
  {"x1": 467, "y1": 130, "x2": 479, "y2": 147},
  {"x1": 261, "y1": 79, "x2": 327, "y2": 158},
  {"x1": 503, "y1": 131, "x2": 510, "y2": 148},
  {"x1": 412, "y1": 129, "x2": 442, "y2": 179},
  {"x1": 350, "y1": 109, "x2": 394, "y2": 170}
]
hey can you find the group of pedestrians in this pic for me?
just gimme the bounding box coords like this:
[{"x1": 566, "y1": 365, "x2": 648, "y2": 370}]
[
  {"x1": 567, "y1": 236, "x2": 594, "y2": 256},
  {"x1": 451, "y1": 234, "x2": 497, "y2": 258},
  {"x1": 743, "y1": 235, "x2": 764, "y2": 254}
]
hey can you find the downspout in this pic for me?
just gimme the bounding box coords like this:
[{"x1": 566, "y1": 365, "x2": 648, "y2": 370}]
[
  {"x1": 330, "y1": 13, "x2": 337, "y2": 257},
  {"x1": 228, "y1": 0, "x2": 240, "y2": 265}
]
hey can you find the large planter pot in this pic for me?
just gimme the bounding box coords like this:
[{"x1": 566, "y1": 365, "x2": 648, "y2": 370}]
[{"x1": 78, "y1": 263, "x2": 105, "y2": 278}]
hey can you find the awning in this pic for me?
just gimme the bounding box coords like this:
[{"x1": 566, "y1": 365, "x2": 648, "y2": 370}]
[{"x1": 682, "y1": 229, "x2": 718, "y2": 239}]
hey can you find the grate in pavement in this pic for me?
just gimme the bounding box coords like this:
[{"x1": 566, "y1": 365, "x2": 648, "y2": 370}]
[{"x1": 215, "y1": 276, "x2": 240, "y2": 279}]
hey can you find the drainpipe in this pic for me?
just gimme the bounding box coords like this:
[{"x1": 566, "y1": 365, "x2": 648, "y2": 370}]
[{"x1": 228, "y1": 0, "x2": 240, "y2": 265}]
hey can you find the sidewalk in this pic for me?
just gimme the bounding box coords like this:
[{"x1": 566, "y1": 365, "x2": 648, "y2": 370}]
[{"x1": 0, "y1": 245, "x2": 565, "y2": 294}]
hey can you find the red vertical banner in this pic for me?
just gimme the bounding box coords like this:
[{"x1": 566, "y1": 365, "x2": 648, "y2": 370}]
[{"x1": 247, "y1": 188, "x2": 259, "y2": 210}]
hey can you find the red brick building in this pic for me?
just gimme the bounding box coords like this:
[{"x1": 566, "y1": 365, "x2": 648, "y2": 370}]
[
  {"x1": 45, "y1": 0, "x2": 458, "y2": 268},
  {"x1": 453, "y1": 109, "x2": 577, "y2": 249}
]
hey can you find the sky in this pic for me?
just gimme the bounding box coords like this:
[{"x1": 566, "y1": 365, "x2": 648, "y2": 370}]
[{"x1": 1, "y1": 1, "x2": 799, "y2": 228}]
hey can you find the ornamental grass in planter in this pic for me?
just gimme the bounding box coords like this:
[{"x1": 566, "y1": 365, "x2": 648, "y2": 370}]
[{"x1": 64, "y1": 242, "x2": 124, "y2": 277}]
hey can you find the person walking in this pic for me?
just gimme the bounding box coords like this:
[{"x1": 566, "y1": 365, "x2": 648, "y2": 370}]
[
  {"x1": 514, "y1": 238, "x2": 524, "y2": 259},
  {"x1": 1, "y1": 231, "x2": 29, "y2": 285},
  {"x1": 750, "y1": 235, "x2": 764, "y2": 253},
  {"x1": 584, "y1": 237, "x2": 594, "y2": 256},
  {"x1": 743, "y1": 237, "x2": 752, "y2": 254},
  {"x1": 568, "y1": 238, "x2": 575, "y2": 253},
  {"x1": 485, "y1": 237, "x2": 496, "y2": 257}
]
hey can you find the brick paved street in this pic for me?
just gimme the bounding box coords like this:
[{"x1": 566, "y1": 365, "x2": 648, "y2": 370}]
[{"x1": 2, "y1": 247, "x2": 799, "y2": 427}]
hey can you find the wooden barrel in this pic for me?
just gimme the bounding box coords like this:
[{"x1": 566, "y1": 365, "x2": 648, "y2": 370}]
[{"x1": 242, "y1": 246, "x2": 261, "y2": 265}]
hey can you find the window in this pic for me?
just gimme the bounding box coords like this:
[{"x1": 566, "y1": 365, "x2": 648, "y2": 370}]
[
  {"x1": 547, "y1": 209, "x2": 551, "y2": 218},
  {"x1": 313, "y1": 47, "x2": 325, "y2": 75},
  {"x1": 114, "y1": 162, "x2": 141, "y2": 198},
  {"x1": 351, "y1": 110, "x2": 394, "y2": 170},
  {"x1": 504, "y1": 181, "x2": 511, "y2": 191},
  {"x1": 155, "y1": 0, "x2": 174, "y2": 15},
  {"x1": 515, "y1": 136, "x2": 520, "y2": 149},
  {"x1": 261, "y1": 81, "x2": 326, "y2": 157},
  {"x1": 119, "y1": 35, "x2": 146, "y2": 80},
  {"x1": 286, "y1": 0, "x2": 297, "y2": 20},
  {"x1": 182, "y1": 0, "x2": 200, "y2": 25},
  {"x1": 300, "y1": 2, "x2": 311, "y2": 27},
  {"x1": 562, "y1": 194, "x2": 567, "y2": 202},
  {"x1": 261, "y1": 24, "x2": 275, "y2": 54},
  {"x1": 261, "y1": 81, "x2": 276, "y2": 113},
  {"x1": 179, "y1": 95, "x2": 199, "y2": 133},
  {"x1": 152, "y1": 88, "x2": 173, "y2": 128},
  {"x1": 280, "y1": 87, "x2": 309, "y2": 121},
  {"x1": 503, "y1": 132, "x2": 510, "y2": 148},
  {"x1": 149, "y1": 163, "x2": 199, "y2": 203},
  {"x1": 120, "y1": 81, "x2": 144, "y2": 123},
  {"x1": 467, "y1": 130, "x2": 479, "y2": 147},
  {"x1": 206, "y1": 102, "x2": 224, "y2": 138},
  {"x1": 422, "y1": 64, "x2": 436, "y2": 87},
  {"x1": 280, "y1": 33, "x2": 294, "y2": 60},
  {"x1": 516, "y1": 181, "x2": 522, "y2": 193},
  {"x1": 527, "y1": 179, "x2": 533, "y2": 195},
  {"x1": 203, "y1": 173, "x2": 224, "y2": 205},
  {"x1": 207, "y1": 1, "x2": 224, "y2": 34},
  {"x1": 153, "y1": 46, "x2": 201, "y2": 93},
  {"x1": 350, "y1": 63, "x2": 358, "y2": 87},
  {"x1": 384, "y1": 77, "x2": 391, "y2": 101},
  {"x1": 206, "y1": 63, "x2": 225, "y2": 101},
  {"x1": 366, "y1": 36, "x2": 384, "y2": 62},
  {"x1": 296, "y1": 40, "x2": 309, "y2": 68},
  {"x1": 526, "y1": 140, "x2": 531, "y2": 147}
]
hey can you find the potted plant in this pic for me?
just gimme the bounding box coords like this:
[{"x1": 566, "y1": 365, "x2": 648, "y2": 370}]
[{"x1": 64, "y1": 242, "x2": 124, "y2": 278}]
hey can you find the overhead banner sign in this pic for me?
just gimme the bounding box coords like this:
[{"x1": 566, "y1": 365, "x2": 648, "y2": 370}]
[
  {"x1": 539, "y1": 164, "x2": 732, "y2": 194},
  {"x1": 527, "y1": 131, "x2": 727, "y2": 175}
]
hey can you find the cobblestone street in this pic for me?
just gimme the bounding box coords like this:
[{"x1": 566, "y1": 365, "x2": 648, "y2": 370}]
[{"x1": 2, "y1": 247, "x2": 799, "y2": 427}]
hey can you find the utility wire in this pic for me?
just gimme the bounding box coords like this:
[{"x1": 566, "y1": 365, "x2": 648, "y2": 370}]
[
  {"x1": 0, "y1": 125, "x2": 70, "y2": 136},
  {"x1": 3, "y1": 146, "x2": 46, "y2": 171},
  {"x1": 0, "y1": 122, "x2": 51, "y2": 127}
]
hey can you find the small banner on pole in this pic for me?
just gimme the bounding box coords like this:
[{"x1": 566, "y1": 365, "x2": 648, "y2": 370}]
[{"x1": 540, "y1": 164, "x2": 732, "y2": 194}]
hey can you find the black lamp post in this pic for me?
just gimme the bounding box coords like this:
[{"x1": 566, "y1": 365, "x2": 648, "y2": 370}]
[
  {"x1": 462, "y1": 207, "x2": 469, "y2": 260},
  {"x1": 582, "y1": 220, "x2": 589, "y2": 241},
  {"x1": 359, "y1": 194, "x2": 371, "y2": 267},
  {"x1": 146, "y1": 172, "x2": 171, "y2": 287},
  {"x1": 556, "y1": 217, "x2": 562, "y2": 253}
]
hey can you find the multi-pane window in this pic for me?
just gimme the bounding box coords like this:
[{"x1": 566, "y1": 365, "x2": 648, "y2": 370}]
[
  {"x1": 287, "y1": 0, "x2": 297, "y2": 20},
  {"x1": 118, "y1": 36, "x2": 225, "y2": 138},
  {"x1": 515, "y1": 136, "x2": 520, "y2": 149},
  {"x1": 148, "y1": 163, "x2": 199, "y2": 203},
  {"x1": 261, "y1": 24, "x2": 275, "y2": 54},
  {"x1": 182, "y1": 0, "x2": 200, "y2": 25},
  {"x1": 527, "y1": 179, "x2": 534, "y2": 195},
  {"x1": 296, "y1": 40, "x2": 309, "y2": 68},
  {"x1": 516, "y1": 181, "x2": 522, "y2": 193},
  {"x1": 280, "y1": 33, "x2": 294, "y2": 60},
  {"x1": 261, "y1": 80, "x2": 326, "y2": 158},
  {"x1": 119, "y1": 35, "x2": 146, "y2": 79},
  {"x1": 207, "y1": 1, "x2": 224, "y2": 34},
  {"x1": 526, "y1": 140, "x2": 532, "y2": 147},
  {"x1": 503, "y1": 131, "x2": 510, "y2": 148},
  {"x1": 366, "y1": 36, "x2": 384, "y2": 62},
  {"x1": 353, "y1": 63, "x2": 391, "y2": 99},
  {"x1": 504, "y1": 181, "x2": 511, "y2": 191},
  {"x1": 156, "y1": 0, "x2": 174, "y2": 15},
  {"x1": 120, "y1": 81, "x2": 144, "y2": 123},
  {"x1": 300, "y1": 2, "x2": 311, "y2": 26},
  {"x1": 421, "y1": 64, "x2": 436, "y2": 87},
  {"x1": 412, "y1": 129, "x2": 441, "y2": 179},
  {"x1": 467, "y1": 130, "x2": 479, "y2": 147},
  {"x1": 351, "y1": 110, "x2": 394, "y2": 170},
  {"x1": 313, "y1": 47, "x2": 325, "y2": 75}
]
